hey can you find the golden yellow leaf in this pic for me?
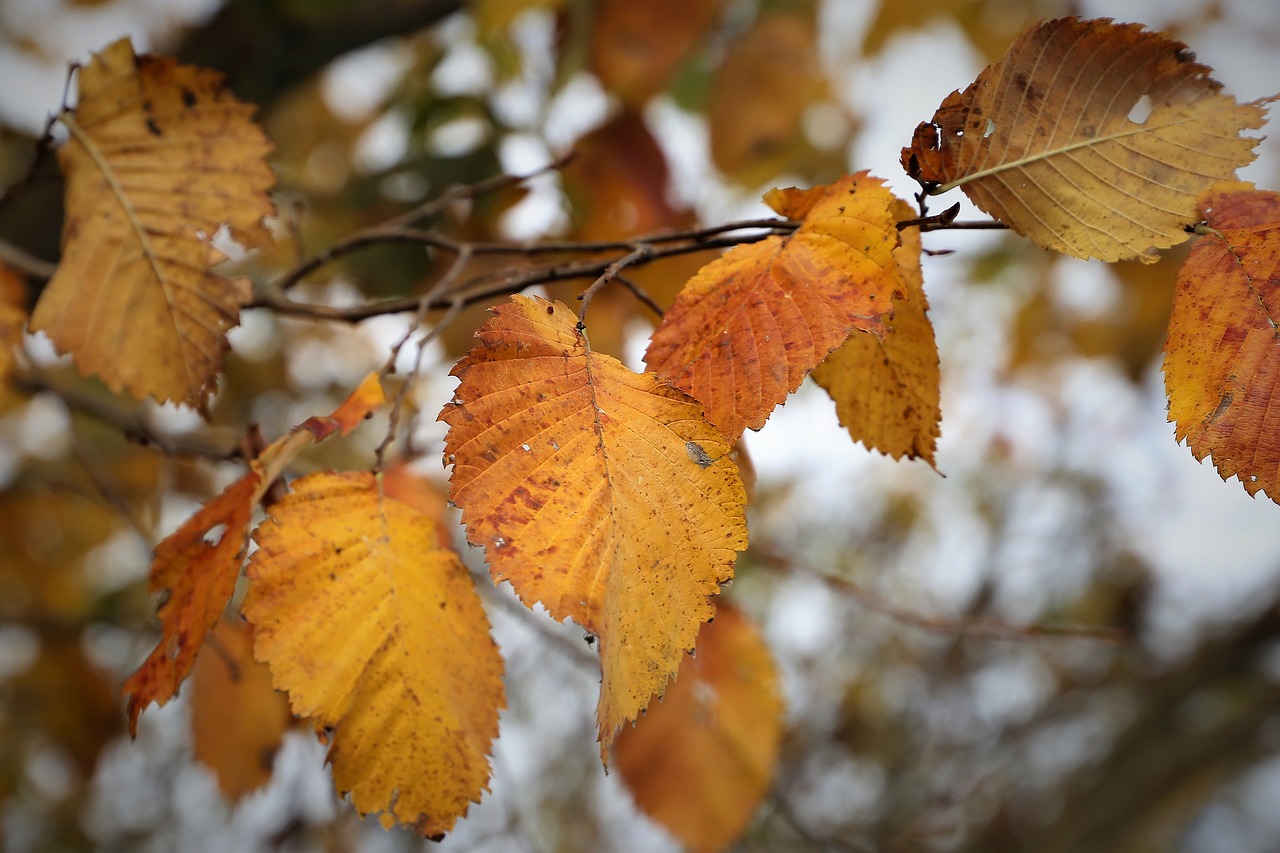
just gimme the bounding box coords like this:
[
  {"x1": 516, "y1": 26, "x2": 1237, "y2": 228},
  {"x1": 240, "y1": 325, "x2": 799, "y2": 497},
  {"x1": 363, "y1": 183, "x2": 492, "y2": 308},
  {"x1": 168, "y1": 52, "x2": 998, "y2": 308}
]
[
  {"x1": 614, "y1": 604, "x2": 783, "y2": 853},
  {"x1": 811, "y1": 204, "x2": 940, "y2": 464},
  {"x1": 901, "y1": 17, "x2": 1269, "y2": 262},
  {"x1": 242, "y1": 471, "x2": 504, "y2": 837},
  {"x1": 1165, "y1": 184, "x2": 1280, "y2": 501},
  {"x1": 30, "y1": 37, "x2": 275, "y2": 407},
  {"x1": 191, "y1": 617, "x2": 292, "y2": 801},
  {"x1": 122, "y1": 470, "x2": 261, "y2": 735},
  {"x1": 298, "y1": 371, "x2": 386, "y2": 440},
  {"x1": 440, "y1": 295, "x2": 748, "y2": 754},
  {"x1": 646, "y1": 172, "x2": 908, "y2": 441}
]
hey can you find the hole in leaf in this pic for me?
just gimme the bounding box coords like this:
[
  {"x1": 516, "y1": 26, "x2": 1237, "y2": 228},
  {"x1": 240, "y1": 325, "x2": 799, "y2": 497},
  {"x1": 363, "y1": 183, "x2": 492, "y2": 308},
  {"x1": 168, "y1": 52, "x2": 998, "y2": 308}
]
[
  {"x1": 1128, "y1": 94, "x2": 1153, "y2": 124},
  {"x1": 984, "y1": 118, "x2": 996, "y2": 138},
  {"x1": 203, "y1": 523, "x2": 227, "y2": 546}
]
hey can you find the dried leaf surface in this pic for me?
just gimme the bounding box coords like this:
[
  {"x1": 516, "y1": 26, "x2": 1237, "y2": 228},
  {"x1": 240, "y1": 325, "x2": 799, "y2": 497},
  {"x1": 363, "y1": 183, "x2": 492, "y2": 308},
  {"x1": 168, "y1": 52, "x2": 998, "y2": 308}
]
[
  {"x1": 1165, "y1": 185, "x2": 1280, "y2": 501},
  {"x1": 441, "y1": 295, "x2": 747, "y2": 752},
  {"x1": 811, "y1": 206, "x2": 940, "y2": 464},
  {"x1": 191, "y1": 617, "x2": 292, "y2": 800},
  {"x1": 30, "y1": 37, "x2": 274, "y2": 407},
  {"x1": 614, "y1": 605, "x2": 783, "y2": 853},
  {"x1": 243, "y1": 472, "x2": 504, "y2": 837},
  {"x1": 646, "y1": 172, "x2": 907, "y2": 441},
  {"x1": 901, "y1": 17, "x2": 1268, "y2": 262},
  {"x1": 122, "y1": 470, "x2": 261, "y2": 734}
]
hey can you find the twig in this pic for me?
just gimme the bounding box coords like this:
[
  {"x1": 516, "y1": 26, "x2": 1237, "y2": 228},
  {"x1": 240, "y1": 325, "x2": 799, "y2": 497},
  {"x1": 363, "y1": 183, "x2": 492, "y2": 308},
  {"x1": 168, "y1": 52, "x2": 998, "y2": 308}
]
[
  {"x1": 613, "y1": 274, "x2": 664, "y2": 318},
  {"x1": 576, "y1": 244, "x2": 653, "y2": 327},
  {"x1": 11, "y1": 370, "x2": 241, "y2": 461},
  {"x1": 753, "y1": 544, "x2": 1126, "y2": 644},
  {"x1": 471, "y1": 571, "x2": 600, "y2": 670},
  {"x1": 0, "y1": 240, "x2": 57, "y2": 280}
]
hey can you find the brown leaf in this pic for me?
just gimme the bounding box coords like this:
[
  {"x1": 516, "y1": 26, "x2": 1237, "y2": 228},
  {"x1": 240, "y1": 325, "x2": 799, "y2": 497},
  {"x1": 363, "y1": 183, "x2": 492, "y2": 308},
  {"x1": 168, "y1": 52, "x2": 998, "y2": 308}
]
[
  {"x1": 614, "y1": 604, "x2": 783, "y2": 853},
  {"x1": 30, "y1": 37, "x2": 275, "y2": 408},
  {"x1": 901, "y1": 17, "x2": 1269, "y2": 262},
  {"x1": 646, "y1": 172, "x2": 908, "y2": 441},
  {"x1": 440, "y1": 295, "x2": 748, "y2": 755},
  {"x1": 1165, "y1": 184, "x2": 1280, "y2": 501},
  {"x1": 0, "y1": 264, "x2": 26, "y2": 384},
  {"x1": 811, "y1": 204, "x2": 941, "y2": 464},
  {"x1": 243, "y1": 471, "x2": 504, "y2": 837},
  {"x1": 191, "y1": 617, "x2": 292, "y2": 800}
]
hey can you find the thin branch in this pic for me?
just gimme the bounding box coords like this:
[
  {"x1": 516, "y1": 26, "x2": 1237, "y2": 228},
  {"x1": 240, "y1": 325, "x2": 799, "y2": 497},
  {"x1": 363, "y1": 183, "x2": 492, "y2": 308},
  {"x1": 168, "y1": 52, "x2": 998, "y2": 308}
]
[
  {"x1": 753, "y1": 544, "x2": 1126, "y2": 644},
  {"x1": 0, "y1": 240, "x2": 57, "y2": 280},
  {"x1": 576, "y1": 244, "x2": 653, "y2": 327},
  {"x1": 11, "y1": 370, "x2": 241, "y2": 461},
  {"x1": 613, "y1": 274, "x2": 664, "y2": 318},
  {"x1": 471, "y1": 570, "x2": 600, "y2": 671}
]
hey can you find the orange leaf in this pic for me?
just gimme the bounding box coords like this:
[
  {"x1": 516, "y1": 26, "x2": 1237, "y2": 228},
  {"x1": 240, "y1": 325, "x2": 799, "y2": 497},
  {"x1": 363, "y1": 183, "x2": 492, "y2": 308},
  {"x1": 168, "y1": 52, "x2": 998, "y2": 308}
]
[
  {"x1": 614, "y1": 604, "x2": 783, "y2": 853},
  {"x1": 299, "y1": 372, "x2": 386, "y2": 440},
  {"x1": 901, "y1": 17, "x2": 1269, "y2": 263},
  {"x1": 0, "y1": 264, "x2": 26, "y2": 383},
  {"x1": 30, "y1": 37, "x2": 275, "y2": 408},
  {"x1": 645, "y1": 172, "x2": 908, "y2": 441},
  {"x1": 242, "y1": 471, "x2": 504, "y2": 837},
  {"x1": 440, "y1": 295, "x2": 748, "y2": 754},
  {"x1": 191, "y1": 617, "x2": 292, "y2": 800},
  {"x1": 588, "y1": 0, "x2": 722, "y2": 107},
  {"x1": 1165, "y1": 185, "x2": 1280, "y2": 501},
  {"x1": 811, "y1": 205, "x2": 941, "y2": 464},
  {"x1": 122, "y1": 470, "x2": 261, "y2": 735}
]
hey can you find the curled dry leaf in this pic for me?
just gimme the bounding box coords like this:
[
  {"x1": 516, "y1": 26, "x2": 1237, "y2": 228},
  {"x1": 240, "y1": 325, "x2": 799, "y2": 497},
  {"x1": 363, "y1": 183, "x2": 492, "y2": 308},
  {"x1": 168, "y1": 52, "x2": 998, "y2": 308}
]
[
  {"x1": 30, "y1": 37, "x2": 275, "y2": 408},
  {"x1": 614, "y1": 604, "x2": 783, "y2": 853},
  {"x1": 811, "y1": 202, "x2": 940, "y2": 465},
  {"x1": 646, "y1": 172, "x2": 908, "y2": 442},
  {"x1": 901, "y1": 17, "x2": 1269, "y2": 263},
  {"x1": 441, "y1": 295, "x2": 747, "y2": 755},
  {"x1": 243, "y1": 472, "x2": 504, "y2": 837},
  {"x1": 1165, "y1": 185, "x2": 1280, "y2": 502}
]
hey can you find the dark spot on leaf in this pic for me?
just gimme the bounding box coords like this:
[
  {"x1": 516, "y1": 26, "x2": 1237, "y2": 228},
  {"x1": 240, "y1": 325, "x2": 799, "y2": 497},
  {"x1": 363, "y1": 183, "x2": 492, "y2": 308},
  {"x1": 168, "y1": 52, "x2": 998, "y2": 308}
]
[
  {"x1": 146, "y1": 117, "x2": 161, "y2": 137},
  {"x1": 1013, "y1": 72, "x2": 1029, "y2": 92},
  {"x1": 181, "y1": 87, "x2": 196, "y2": 108}
]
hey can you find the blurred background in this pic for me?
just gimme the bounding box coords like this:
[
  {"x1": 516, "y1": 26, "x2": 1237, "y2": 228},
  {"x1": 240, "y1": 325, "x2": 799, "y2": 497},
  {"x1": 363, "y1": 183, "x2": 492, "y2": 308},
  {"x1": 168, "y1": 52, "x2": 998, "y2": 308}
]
[{"x1": 2, "y1": 0, "x2": 1280, "y2": 851}]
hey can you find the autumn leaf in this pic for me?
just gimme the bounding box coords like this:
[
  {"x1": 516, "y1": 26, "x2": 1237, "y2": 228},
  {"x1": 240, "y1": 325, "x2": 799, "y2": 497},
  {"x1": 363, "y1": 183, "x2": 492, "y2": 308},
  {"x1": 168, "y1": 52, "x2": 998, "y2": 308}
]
[
  {"x1": 122, "y1": 374, "x2": 388, "y2": 733},
  {"x1": 121, "y1": 469, "x2": 261, "y2": 735},
  {"x1": 1165, "y1": 185, "x2": 1280, "y2": 501},
  {"x1": 901, "y1": 17, "x2": 1269, "y2": 263},
  {"x1": 588, "y1": 0, "x2": 722, "y2": 107},
  {"x1": 242, "y1": 471, "x2": 504, "y2": 837},
  {"x1": 614, "y1": 604, "x2": 783, "y2": 853},
  {"x1": 29, "y1": 37, "x2": 275, "y2": 408},
  {"x1": 191, "y1": 617, "x2": 292, "y2": 800},
  {"x1": 0, "y1": 264, "x2": 26, "y2": 383},
  {"x1": 811, "y1": 204, "x2": 940, "y2": 464},
  {"x1": 440, "y1": 295, "x2": 748, "y2": 753},
  {"x1": 645, "y1": 172, "x2": 908, "y2": 442}
]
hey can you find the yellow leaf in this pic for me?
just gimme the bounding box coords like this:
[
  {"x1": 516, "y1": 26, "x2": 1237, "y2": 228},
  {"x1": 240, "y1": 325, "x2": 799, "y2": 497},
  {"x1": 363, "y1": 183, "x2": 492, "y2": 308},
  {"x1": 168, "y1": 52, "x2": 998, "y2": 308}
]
[
  {"x1": 30, "y1": 37, "x2": 275, "y2": 407},
  {"x1": 0, "y1": 264, "x2": 26, "y2": 383},
  {"x1": 901, "y1": 17, "x2": 1269, "y2": 262},
  {"x1": 646, "y1": 172, "x2": 908, "y2": 441},
  {"x1": 191, "y1": 617, "x2": 292, "y2": 801},
  {"x1": 614, "y1": 604, "x2": 783, "y2": 853},
  {"x1": 298, "y1": 371, "x2": 386, "y2": 440},
  {"x1": 1165, "y1": 184, "x2": 1280, "y2": 501},
  {"x1": 122, "y1": 470, "x2": 262, "y2": 735},
  {"x1": 242, "y1": 471, "x2": 504, "y2": 837},
  {"x1": 811, "y1": 203, "x2": 941, "y2": 464},
  {"x1": 440, "y1": 295, "x2": 748, "y2": 754}
]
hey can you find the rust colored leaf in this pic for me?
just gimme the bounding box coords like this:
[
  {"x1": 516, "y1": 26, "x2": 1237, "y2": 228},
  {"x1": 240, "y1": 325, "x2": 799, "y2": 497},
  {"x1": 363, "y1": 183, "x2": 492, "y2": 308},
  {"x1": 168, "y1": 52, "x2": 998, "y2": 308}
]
[
  {"x1": 614, "y1": 604, "x2": 783, "y2": 853},
  {"x1": 811, "y1": 204, "x2": 940, "y2": 464},
  {"x1": 708, "y1": 9, "x2": 827, "y2": 184},
  {"x1": 191, "y1": 617, "x2": 292, "y2": 800},
  {"x1": 122, "y1": 470, "x2": 261, "y2": 735},
  {"x1": 440, "y1": 295, "x2": 748, "y2": 754},
  {"x1": 901, "y1": 17, "x2": 1269, "y2": 262},
  {"x1": 645, "y1": 172, "x2": 908, "y2": 441},
  {"x1": 30, "y1": 37, "x2": 275, "y2": 407},
  {"x1": 0, "y1": 264, "x2": 26, "y2": 383},
  {"x1": 299, "y1": 372, "x2": 385, "y2": 440},
  {"x1": 588, "y1": 0, "x2": 722, "y2": 107},
  {"x1": 243, "y1": 471, "x2": 504, "y2": 837},
  {"x1": 1165, "y1": 185, "x2": 1280, "y2": 501}
]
